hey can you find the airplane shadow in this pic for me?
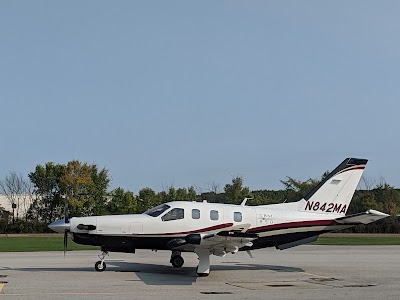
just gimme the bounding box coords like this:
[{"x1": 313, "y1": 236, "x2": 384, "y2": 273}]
[
  {"x1": 111, "y1": 262, "x2": 198, "y2": 285},
  {"x1": 108, "y1": 261, "x2": 304, "y2": 285},
  {"x1": 1, "y1": 262, "x2": 304, "y2": 286},
  {"x1": 0, "y1": 266, "x2": 94, "y2": 272}
]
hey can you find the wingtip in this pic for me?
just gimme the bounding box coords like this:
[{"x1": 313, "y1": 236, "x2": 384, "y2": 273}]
[{"x1": 367, "y1": 209, "x2": 390, "y2": 217}]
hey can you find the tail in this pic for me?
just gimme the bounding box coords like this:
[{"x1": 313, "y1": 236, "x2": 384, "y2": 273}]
[{"x1": 299, "y1": 158, "x2": 367, "y2": 215}]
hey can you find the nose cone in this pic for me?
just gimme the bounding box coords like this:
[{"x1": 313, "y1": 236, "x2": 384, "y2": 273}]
[{"x1": 48, "y1": 219, "x2": 70, "y2": 233}]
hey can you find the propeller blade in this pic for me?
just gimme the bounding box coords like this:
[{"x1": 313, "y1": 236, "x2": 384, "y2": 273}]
[
  {"x1": 64, "y1": 195, "x2": 69, "y2": 224},
  {"x1": 64, "y1": 230, "x2": 68, "y2": 258}
]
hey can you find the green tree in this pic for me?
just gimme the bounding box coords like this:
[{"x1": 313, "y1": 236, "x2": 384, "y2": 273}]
[
  {"x1": 348, "y1": 191, "x2": 382, "y2": 214},
  {"x1": 28, "y1": 162, "x2": 65, "y2": 222},
  {"x1": 280, "y1": 176, "x2": 320, "y2": 202},
  {"x1": 187, "y1": 186, "x2": 197, "y2": 200},
  {"x1": 167, "y1": 186, "x2": 177, "y2": 201},
  {"x1": 157, "y1": 190, "x2": 168, "y2": 205},
  {"x1": 59, "y1": 160, "x2": 110, "y2": 217},
  {"x1": 251, "y1": 190, "x2": 286, "y2": 205},
  {"x1": 137, "y1": 187, "x2": 158, "y2": 213},
  {"x1": 29, "y1": 161, "x2": 109, "y2": 220},
  {"x1": 0, "y1": 206, "x2": 10, "y2": 233},
  {"x1": 223, "y1": 176, "x2": 251, "y2": 204},
  {"x1": 107, "y1": 188, "x2": 136, "y2": 214},
  {"x1": 175, "y1": 188, "x2": 187, "y2": 200},
  {"x1": 172, "y1": 187, "x2": 196, "y2": 201},
  {"x1": 373, "y1": 182, "x2": 400, "y2": 216},
  {"x1": 200, "y1": 191, "x2": 225, "y2": 202}
]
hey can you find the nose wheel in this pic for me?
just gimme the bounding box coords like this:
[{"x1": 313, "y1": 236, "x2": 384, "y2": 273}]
[
  {"x1": 95, "y1": 260, "x2": 106, "y2": 271},
  {"x1": 95, "y1": 251, "x2": 108, "y2": 272}
]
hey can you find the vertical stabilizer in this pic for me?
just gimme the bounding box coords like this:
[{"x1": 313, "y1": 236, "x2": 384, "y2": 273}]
[{"x1": 299, "y1": 158, "x2": 367, "y2": 215}]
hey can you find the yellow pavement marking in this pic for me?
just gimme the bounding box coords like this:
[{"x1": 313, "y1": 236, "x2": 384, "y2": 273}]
[
  {"x1": 1, "y1": 292, "x2": 133, "y2": 296},
  {"x1": 0, "y1": 283, "x2": 4, "y2": 293}
]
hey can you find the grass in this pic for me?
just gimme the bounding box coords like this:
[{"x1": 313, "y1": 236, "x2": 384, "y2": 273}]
[
  {"x1": 0, "y1": 236, "x2": 99, "y2": 252},
  {"x1": 1, "y1": 235, "x2": 400, "y2": 252}
]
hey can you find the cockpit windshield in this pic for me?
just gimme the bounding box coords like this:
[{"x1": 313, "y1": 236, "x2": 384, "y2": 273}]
[{"x1": 144, "y1": 204, "x2": 171, "y2": 217}]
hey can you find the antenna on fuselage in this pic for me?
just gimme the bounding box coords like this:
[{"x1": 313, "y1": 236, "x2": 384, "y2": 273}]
[{"x1": 241, "y1": 197, "x2": 253, "y2": 206}]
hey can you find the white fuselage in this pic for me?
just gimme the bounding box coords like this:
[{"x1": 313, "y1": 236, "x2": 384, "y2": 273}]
[{"x1": 68, "y1": 200, "x2": 345, "y2": 243}]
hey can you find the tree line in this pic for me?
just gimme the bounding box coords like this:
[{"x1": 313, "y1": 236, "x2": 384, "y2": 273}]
[{"x1": 0, "y1": 160, "x2": 399, "y2": 233}]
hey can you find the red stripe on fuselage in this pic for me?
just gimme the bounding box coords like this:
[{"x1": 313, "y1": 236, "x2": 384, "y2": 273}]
[
  {"x1": 248, "y1": 219, "x2": 335, "y2": 233},
  {"x1": 147, "y1": 222, "x2": 234, "y2": 236}
]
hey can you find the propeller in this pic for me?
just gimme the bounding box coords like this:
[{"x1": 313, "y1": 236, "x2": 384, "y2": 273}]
[
  {"x1": 63, "y1": 194, "x2": 70, "y2": 258},
  {"x1": 48, "y1": 194, "x2": 71, "y2": 257},
  {"x1": 64, "y1": 193, "x2": 69, "y2": 224},
  {"x1": 63, "y1": 229, "x2": 68, "y2": 258}
]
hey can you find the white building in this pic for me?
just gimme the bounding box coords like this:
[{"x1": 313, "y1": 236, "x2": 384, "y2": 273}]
[
  {"x1": 0, "y1": 194, "x2": 35, "y2": 218},
  {"x1": 0, "y1": 194, "x2": 12, "y2": 213}
]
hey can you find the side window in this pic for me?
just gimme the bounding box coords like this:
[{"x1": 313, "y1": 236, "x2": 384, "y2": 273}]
[
  {"x1": 210, "y1": 210, "x2": 219, "y2": 221},
  {"x1": 234, "y1": 212, "x2": 242, "y2": 222},
  {"x1": 192, "y1": 209, "x2": 200, "y2": 219},
  {"x1": 162, "y1": 208, "x2": 184, "y2": 222}
]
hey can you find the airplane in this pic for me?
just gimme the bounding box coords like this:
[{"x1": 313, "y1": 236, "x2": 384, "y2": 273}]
[{"x1": 48, "y1": 158, "x2": 389, "y2": 276}]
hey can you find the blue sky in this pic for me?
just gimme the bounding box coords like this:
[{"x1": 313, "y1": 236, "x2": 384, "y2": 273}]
[{"x1": 1, "y1": 1, "x2": 399, "y2": 193}]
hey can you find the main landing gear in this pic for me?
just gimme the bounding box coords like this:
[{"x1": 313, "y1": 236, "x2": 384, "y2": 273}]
[
  {"x1": 170, "y1": 250, "x2": 211, "y2": 276},
  {"x1": 95, "y1": 251, "x2": 108, "y2": 272},
  {"x1": 194, "y1": 249, "x2": 210, "y2": 277},
  {"x1": 170, "y1": 251, "x2": 184, "y2": 268}
]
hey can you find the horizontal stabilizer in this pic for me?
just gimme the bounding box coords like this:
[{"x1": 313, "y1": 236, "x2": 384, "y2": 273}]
[{"x1": 335, "y1": 209, "x2": 389, "y2": 225}]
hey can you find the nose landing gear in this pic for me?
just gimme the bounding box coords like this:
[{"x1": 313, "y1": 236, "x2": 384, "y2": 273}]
[{"x1": 95, "y1": 251, "x2": 109, "y2": 272}]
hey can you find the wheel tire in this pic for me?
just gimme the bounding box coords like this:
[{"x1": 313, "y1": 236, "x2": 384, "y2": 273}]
[
  {"x1": 171, "y1": 255, "x2": 184, "y2": 268},
  {"x1": 95, "y1": 261, "x2": 106, "y2": 272}
]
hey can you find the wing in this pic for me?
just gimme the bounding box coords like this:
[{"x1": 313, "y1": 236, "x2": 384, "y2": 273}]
[
  {"x1": 335, "y1": 209, "x2": 389, "y2": 225},
  {"x1": 194, "y1": 230, "x2": 258, "y2": 257},
  {"x1": 276, "y1": 210, "x2": 389, "y2": 250},
  {"x1": 167, "y1": 223, "x2": 258, "y2": 256}
]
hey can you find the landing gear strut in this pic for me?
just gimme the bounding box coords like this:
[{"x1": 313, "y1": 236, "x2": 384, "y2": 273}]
[
  {"x1": 195, "y1": 249, "x2": 210, "y2": 277},
  {"x1": 170, "y1": 251, "x2": 184, "y2": 268},
  {"x1": 95, "y1": 251, "x2": 108, "y2": 272}
]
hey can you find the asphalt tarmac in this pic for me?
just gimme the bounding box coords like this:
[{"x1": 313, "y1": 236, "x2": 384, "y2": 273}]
[{"x1": 0, "y1": 245, "x2": 399, "y2": 300}]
